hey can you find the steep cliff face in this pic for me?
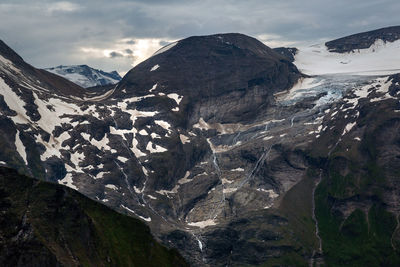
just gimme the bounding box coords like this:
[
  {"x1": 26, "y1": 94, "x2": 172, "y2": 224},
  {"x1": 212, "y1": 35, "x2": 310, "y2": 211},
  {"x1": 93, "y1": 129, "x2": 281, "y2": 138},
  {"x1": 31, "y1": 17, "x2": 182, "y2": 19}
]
[{"x1": 0, "y1": 167, "x2": 187, "y2": 267}]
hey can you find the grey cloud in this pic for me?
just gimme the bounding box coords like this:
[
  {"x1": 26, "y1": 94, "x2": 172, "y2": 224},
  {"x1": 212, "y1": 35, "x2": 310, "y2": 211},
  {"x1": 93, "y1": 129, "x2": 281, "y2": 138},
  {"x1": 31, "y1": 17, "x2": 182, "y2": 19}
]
[
  {"x1": 1, "y1": 0, "x2": 399, "y2": 74},
  {"x1": 159, "y1": 40, "x2": 170, "y2": 46},
  {"x1": 125, "y1": 48, "x2": 133, "y2": 54},
  {"x1": 109, "y1": 51, "x2": 123, "y2": 58}
]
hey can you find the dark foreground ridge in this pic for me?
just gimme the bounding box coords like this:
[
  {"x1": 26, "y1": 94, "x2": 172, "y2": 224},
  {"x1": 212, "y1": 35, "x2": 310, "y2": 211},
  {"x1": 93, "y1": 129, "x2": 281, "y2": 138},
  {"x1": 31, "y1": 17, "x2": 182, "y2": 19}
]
[{"x1": 0, "y1": 167, "x2": 187, "y2": 267}]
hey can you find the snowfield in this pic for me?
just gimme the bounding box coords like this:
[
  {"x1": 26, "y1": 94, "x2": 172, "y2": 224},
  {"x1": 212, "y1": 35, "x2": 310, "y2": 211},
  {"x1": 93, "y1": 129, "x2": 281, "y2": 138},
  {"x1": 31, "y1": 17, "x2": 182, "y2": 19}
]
[{"x1": 294, "y1": 39, "x2": 400, "y2": 76}]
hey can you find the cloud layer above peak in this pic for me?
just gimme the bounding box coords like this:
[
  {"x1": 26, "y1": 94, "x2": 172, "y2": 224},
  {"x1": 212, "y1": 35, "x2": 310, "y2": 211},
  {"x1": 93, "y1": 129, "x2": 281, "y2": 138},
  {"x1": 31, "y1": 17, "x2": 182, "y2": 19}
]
[{"x1": 1, "y1": 0, "x2": 399, "y2": 75}]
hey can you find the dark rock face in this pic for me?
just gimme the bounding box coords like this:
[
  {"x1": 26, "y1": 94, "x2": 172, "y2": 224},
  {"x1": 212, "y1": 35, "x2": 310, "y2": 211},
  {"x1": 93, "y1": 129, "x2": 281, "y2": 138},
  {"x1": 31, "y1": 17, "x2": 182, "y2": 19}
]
[
  {"x1": 273, "y1": 47, "x2": 298, "y2": 62},
  {"x1": 325, "y1": 25, "x2": 400, "y2": 53},
  {"x1": 118, "y1": 33, "x2": 302, "y2": 125}
]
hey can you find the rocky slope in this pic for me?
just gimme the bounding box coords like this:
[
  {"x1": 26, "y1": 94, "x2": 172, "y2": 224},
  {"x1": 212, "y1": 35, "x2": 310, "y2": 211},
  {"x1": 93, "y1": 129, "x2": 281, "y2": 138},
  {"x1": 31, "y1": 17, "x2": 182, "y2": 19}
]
[
  {"x1": 45, "y1": 65, "x2": 121, "y2": 88},
  {"x1": 309, "y1": 73, "x2": 400, "y2": 266},
  {"x1": 0, "y1": 167, "x2": 187, "y2": 267},
  {"x1": 1, "y1": 28, "x2": 400, "y2": 266}
]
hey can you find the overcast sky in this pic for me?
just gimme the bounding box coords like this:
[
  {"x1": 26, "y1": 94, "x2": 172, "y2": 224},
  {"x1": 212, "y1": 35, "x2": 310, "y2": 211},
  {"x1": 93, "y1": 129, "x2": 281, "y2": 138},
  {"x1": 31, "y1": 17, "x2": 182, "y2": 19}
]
[{"x1": 1, "y1": 0, "x2": 399, "y2": 75}]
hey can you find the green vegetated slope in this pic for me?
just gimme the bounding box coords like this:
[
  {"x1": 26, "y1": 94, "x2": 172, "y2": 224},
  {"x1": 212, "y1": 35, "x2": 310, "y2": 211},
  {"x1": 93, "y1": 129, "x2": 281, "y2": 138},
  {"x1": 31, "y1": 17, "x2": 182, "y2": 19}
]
[
  {"x1": 261, "y1": 170, "x2": 319, "y2": 267},
  {"x1": 0, "y1": 167, "x2": 188, "y2": 267},
  {"x1": 312, "y1": 96, "x2": 400, "y2": 266}
]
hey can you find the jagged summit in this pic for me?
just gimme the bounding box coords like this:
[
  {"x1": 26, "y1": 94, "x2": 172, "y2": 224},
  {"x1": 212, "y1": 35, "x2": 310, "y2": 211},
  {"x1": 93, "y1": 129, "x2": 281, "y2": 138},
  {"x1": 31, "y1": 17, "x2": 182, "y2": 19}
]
[{"x1": 45, "y1": 64, "x2": 122, "y2": 88}]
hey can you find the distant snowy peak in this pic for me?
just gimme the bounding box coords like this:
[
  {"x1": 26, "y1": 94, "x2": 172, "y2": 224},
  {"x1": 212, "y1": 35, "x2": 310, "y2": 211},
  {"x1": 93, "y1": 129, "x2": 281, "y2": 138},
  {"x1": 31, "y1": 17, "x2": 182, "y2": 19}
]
[{"x1": 45, "y1": 65, "x2": 122, "y2": 88}]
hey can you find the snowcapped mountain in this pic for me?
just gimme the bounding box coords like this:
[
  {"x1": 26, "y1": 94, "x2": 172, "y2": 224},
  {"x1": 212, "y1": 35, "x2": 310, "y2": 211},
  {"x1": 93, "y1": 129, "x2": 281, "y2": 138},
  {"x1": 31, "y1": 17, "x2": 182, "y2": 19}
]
[
  {"x1": 1, "y1": 26, "x2": 400, "y2": 266},
  {"x1": 45, "y1": 64, "x2": 121, "y2": 88}
]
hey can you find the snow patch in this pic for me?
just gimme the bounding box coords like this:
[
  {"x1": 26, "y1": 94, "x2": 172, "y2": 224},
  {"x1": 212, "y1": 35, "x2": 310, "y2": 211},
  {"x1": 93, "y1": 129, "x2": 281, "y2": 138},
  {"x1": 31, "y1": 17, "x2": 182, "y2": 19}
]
[
  {"x1": 121, "y1": 205, "x2": 151, "y2": 222},
  {"x1": 59, "y1": 172, "x2": 78, "y2": 190},
  {"x1": 257, "y1": 188, "x2": 279, "y2": 198},
  {"x1": 149, "y1": 83, "x2": 158, "y2": 92},
  {"x1": 105, "y1": 184, "x2": 118, "y2": 190},
  {"x1": 15, "y1": 130, "x2": 28, "y2": 165},
  {"x1": 117, "y1": 156, "x2": 129, "y2": 163},
  {"x1": 139, "y1": 129, "x2": 148, "y2": 135},
  {"x1": 150, "y1": 132, "x2": 161, "y2": 139},
  {"x1": 154, "y1": 120, "x2": 172, "y2": 133},
  {"x1": 342, "y1": 122, "x2": 357, "y2": 136},
  {"x1": 221, "y1": 178, "x2": 233, "y2": 184},
  {"x1": 223, "y1": 187, "x2": 238, "y2": 194},
  {"x1": 146, "y1": 141, "x2": 167, "y2": 153},
  {"x1": 188, "y1": 219, "x2": 217, "y2": 228},
  {"x1": 0, "y1": 77, "x2": 31, "y2": 125},
  {"x1": 179, "y1": 134, "x2": 190, "y2": 144},
  {"x1": 153, "y1": 41, "x2": 178, "y2": 56},
  {"x1": 167, "y1": 93, "x2": 183, "y2": 105},
  {"x1": 150, "y1": 64, "x2": 159, "y2": 71},
  {"x1": 81, "y1": 133, "x2": 111, "y2": 151}
]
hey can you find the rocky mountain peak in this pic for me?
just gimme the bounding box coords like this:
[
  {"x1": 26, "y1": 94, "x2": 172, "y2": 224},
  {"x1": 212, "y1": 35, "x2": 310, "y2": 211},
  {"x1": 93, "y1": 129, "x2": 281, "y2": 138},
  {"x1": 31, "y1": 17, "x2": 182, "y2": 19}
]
[{"x1": 117, "y1": 33, "x2": 302, "y2": 125}]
